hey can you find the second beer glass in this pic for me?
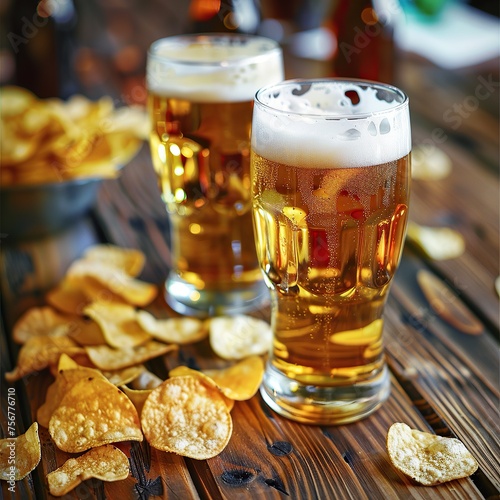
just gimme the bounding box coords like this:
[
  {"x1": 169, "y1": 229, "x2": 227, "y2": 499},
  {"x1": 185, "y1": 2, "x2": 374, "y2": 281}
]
[
  {"x1": 251, "y1": 79, "x2": 411, "y2": 424},
  {"x1": 147, "y1": 34, "x2": 283, "y2": 316}
]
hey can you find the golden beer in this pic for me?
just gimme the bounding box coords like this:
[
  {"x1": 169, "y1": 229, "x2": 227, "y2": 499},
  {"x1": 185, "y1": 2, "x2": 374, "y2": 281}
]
[
  {"x1": 251, "y1": 79, "x2": 411, "y2": 424},
  {"x1": 147, "y1": 35, "x2": 283, "y2": 315}
]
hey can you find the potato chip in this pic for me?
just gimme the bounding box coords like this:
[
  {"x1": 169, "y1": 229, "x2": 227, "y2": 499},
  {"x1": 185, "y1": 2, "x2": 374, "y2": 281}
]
[
  {"x1": 12, "y1": 306, "x2": 74, "y2": 344},
  {"x1": 49, "y1": 377, "x2": 143, "y2": 453},
  {"x1": 386, "y1": 422, "x2": 479, "y2": 486},
  {"x1": 136, "y1": 310, "x2": 208, "y2": 344},
  {"x1": 120, "y1": 385, "x2": 153, "y2": 416},
  {"x1": 203, "y1": 356, "x2": 264, "y2": 401},
  {"x1": 85, "y1": 340, "x2": 177, "y2": 371},
  {"x1": 129, "y1": 368, "x2": 163, "y2": 390},
  {"x1": 47, "y1": 444, "x2": 129, "y2": 497},
  {"x1": 209, "y1": 315, "x2": 272, "y2": 360},
  {"x1": 46, "y1": 278, "x2": 90, "y2": 315},
  {"x1": 37, "y1": 366, "x2": 106, "y2": 428},
  {"x1": 0, "y1": 423, "x2": 41, "y2": 481},
  {"x1": 67, "y1": 260, "x2": 157, "y2": 306},
  {"x1": 102, "y1": 364, "x2": 145, "y2": 386},
  {"x1": 407, "y1": 222, "x2": 465, "y2": 261},
  {"x1": 5, "y1": 336, "x2": 85, "y2": 382},
  {"x1": 168, "y1": 366, "x2": 235, "y2": 411},
  {"x1": 67, "y1": 317, "x2": 106, "y2": 346},
  {"x1": 83, "y1": 301, "x2": 151, "y2": 348},
  {"x1": 141, "y1": 376, "x2": 233, "y2": 459},
  {"x1": 83, "y1": 244, "x2": 145, "y2": 277}
]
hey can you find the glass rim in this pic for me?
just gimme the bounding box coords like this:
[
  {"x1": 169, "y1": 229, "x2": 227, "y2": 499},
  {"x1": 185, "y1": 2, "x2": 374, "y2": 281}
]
[
  {"x1": 254, "y1": 78, "x2": 409, "y2": 121},
  {"x1": 148, "y1": 33, "x2": 282, "y2": 68}
]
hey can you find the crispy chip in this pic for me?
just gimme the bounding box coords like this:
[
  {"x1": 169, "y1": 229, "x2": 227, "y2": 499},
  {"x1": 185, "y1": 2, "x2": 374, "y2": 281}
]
[
  {"x1": 49, "y1": 377, "x2": 143, "y2": 453},
  {"x1": 386, "y1": 423, "x2": 479, "y2": 486},
  {"x1": 67, "y1": 260, "x2": 157, "y2": 306},
  {"x1": 102, "y1": 364, "x2": 145, "y2": 386},
  {"x1": 46, "y1": 278, "x2": 90, "y2": 315},
  {"x1": 83, "y1": 244, "x2": 145, "y2": 277},
  {"x1": 5, "y1": 336, "x2": 85, "y2": 382},
  {"x1": 47, "y1": 444, "x2": 129, "y2": 497},
  {"x1": 209, "y1": 315, "x2": 272, "y2": 360},
  {"x1": 85, "y1": 340, "x2": 177, "y2": 371},
  {"x1": 129, "y1": 368, "x2": 163, "y2": 390},
  {"x1": 37, "y1": 366, "x2": 106, "y2": 428},
  {"x1": 120, "y1": 385, "x2": 152, "y2": 416},
  {"x1": 0, "y1": 423, "x2": 41, "y2": 481},
  {"x1": 83, "y1": 301, "x2": 151, "y2": 348},
  {"x1": 67, "y1": 317, "x2": 106, "y2": 346},
  {"x1": 141, "y1": 376, "x2": 232, "y2": 459},
  {"x1": 407, "y1": 222, "x2": 465, "y2": 261},
  {"x1": 203, "y1": 356, "x2": 264, "y2": 401},
  {"x1": 12, "y1": 306, "x2": 74, "y2": 344},
  {"x1": 168, "y1": 366, "x2": 235, "y2": 411},
  {"x1": 136, "y1": 310, "x2": 208, "y2": 344}
]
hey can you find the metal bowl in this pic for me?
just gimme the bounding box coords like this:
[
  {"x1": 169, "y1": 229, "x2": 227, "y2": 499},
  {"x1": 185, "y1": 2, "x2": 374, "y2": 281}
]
[{"x1": 0, "y1": 178, "x2": 102, "y2": 241}]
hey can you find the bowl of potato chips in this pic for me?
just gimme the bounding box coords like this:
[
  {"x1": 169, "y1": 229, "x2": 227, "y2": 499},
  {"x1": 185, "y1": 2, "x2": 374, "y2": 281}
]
[{"x1": 0, "y1": 86, "x2": 147, "y2": 239}]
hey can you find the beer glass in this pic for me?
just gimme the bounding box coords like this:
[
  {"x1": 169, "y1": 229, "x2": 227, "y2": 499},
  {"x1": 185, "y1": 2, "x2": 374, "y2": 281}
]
[
  {"x1": 147, "y1": 34, "x2": 284, "y2": 316},
  {"x1": 251, "y1": 79, "x2": 411, "y2": 424}
]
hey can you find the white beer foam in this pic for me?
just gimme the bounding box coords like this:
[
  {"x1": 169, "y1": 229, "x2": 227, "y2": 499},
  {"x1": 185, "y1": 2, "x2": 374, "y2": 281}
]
[
  {"x1": 252, "y1": 81, "x2": 411, "y2": 168},
  {"x1": 147, "y1": 35, "x2": 283, "y2": 103}
]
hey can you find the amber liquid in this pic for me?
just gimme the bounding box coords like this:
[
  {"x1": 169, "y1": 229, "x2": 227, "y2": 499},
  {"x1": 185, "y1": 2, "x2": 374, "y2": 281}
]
[
  {"x1": 252, "y1": 152, "x2": 410, "y2": 386},
  {"x1": 149, "y1": 93, "x2": 264, "y2": 312}
]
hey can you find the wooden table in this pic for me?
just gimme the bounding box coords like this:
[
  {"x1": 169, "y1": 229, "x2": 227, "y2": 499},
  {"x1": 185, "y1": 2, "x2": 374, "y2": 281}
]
[{"x1": 1, "y1": 55, "x2": 499, "y2": 499}]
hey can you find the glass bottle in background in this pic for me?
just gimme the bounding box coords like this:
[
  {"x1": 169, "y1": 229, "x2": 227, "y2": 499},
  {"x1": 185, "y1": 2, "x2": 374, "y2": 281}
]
[
  {"x1": 189, "y1": 0, "x2": 261, "y2": 34},
  {"x1": 327, "y1": 0, "x2": 399, "y2": 84}
]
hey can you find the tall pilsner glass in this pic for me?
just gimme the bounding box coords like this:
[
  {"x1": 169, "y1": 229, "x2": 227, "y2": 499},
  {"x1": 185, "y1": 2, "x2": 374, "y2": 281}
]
[
  {"x1": 251, "y1": 79, "x2": 411, "y2": 424},
  {"x1": 147, "y1": 34, "x2": 283, "y2": 316}
]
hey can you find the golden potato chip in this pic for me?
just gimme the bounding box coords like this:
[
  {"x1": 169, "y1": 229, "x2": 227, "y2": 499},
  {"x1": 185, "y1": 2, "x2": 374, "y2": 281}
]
[
  {"x1": 85, "y1": 340, "x2": 177, "y2": 371},
  {"x1": 168, "y1": 366, "x2": 234, "y2": 411},
  {"x1": 67, "y1": 260, "x2": 157, "y2": 306},
  {"x1": 67, "y1": 317, "x2": 106, "y2": 346},
  {"x1": 386, "y1": 422, "x2": 479, "y2": 486},
  {"x1": 120, "y1": 385, "x2": 153, "y2": 416},
  {"x1": 83, "y1": 244, "x2": 145, "y2": 277},
  {"x1": 209, "y1": 315, "x2": 272, "y2": 360},
  {"x1": 102, "y1": 364, "x2": 145, "y2": 386},
  {"x1": 37, "y1": 366, "x2": 106, "y2": 428},
  {"x1": 5, "y1": 336, "x2": 85, "y2": 382},
  {"x1": 141, "y1": 376, "x2": 232, "y2": 459},
  {"x1": 12, "y1": 306, "x2": 73, "y2": 344},
  {"x1": 129, "y1": 368, "x2": 163, "y2": 390},
  {"x1": 75, "y1": 275, "x2": 130, "y2": 305},
  {"x1": 83, "y1": 301, "x2": 151, "y2": 348},
  {"x1": 49, "y1": 377, "x2": 143, "y2": 453},
  {"x1": 58, "y1": 353, "x2": 80, "y2": 370},
  {"x1": 47, "y1": 444, "x2": 129, "y2": 497},
  {"x1": 46, "y1": 278, "x2": 90, "y2": 315},
  {"x1": 407, "y1": 222, "x2": 465, "y2": 261},
  {"x1": 0, "y1": 423, "x2": 41, "y2": 481},
  {"x1": 0, "y1": 86, "x2": 36, "y2": 118},
  {"x1": 203, "y1": 356, "x2": 264, "y2": 401},
  {"x1": 136, "y1": 310, "x2": 208, "y2": 345}
]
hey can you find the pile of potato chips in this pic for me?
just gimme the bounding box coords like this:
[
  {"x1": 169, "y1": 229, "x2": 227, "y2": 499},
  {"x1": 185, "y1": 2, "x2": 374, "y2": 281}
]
[
  {"x1": 0, "y1": 86, "x2": 148, "y2": 186},
  {"x1": 1, "y1": 244, "x2": 271, "y2": 496}
]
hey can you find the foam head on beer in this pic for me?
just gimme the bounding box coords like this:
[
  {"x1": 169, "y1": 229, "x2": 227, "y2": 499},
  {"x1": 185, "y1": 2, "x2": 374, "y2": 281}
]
[
  {"x1": 252, "y1": 80, "x2": 411, "y2": 168},
  {"x1": 147, "y1": 35, "x2": 284, "y2": 102}
]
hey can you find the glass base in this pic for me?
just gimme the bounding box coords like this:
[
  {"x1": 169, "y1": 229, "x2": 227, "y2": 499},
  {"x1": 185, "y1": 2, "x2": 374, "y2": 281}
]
[
  {"x1": 165, "y1": 272, "x2": 269, "y2": 317},
  {"x1": 260, "y1": 362, "x2": 390, "y2": 425}
]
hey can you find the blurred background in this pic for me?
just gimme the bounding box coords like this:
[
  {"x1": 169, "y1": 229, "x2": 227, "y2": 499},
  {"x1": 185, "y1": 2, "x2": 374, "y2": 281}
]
[{"x1": 0, "y1": 0, "x2": 498, "y2": 106}]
